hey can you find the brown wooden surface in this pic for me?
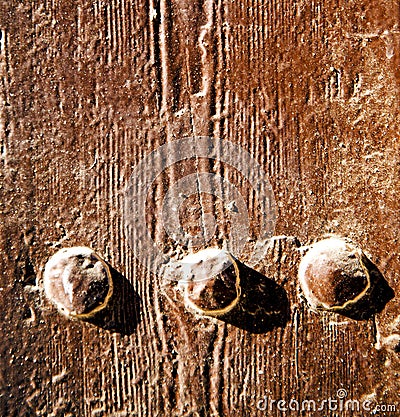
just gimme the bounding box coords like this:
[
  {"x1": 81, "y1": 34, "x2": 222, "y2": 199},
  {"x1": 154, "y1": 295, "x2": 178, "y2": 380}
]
[{"x1": 1, "y1": 1, "x2": 400, "y2": 416}]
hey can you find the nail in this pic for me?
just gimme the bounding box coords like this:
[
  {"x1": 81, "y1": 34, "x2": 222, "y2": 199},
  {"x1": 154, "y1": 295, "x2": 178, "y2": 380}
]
[
  {"x1": 43, "y1": 247, "x2": 113, "y2": 319},
  {"x1": 298, "y1": 237, "x2": 371, "y2": 312},
  {"x1": 176, "y1": 248, "x2": 241, "y2": 317}
]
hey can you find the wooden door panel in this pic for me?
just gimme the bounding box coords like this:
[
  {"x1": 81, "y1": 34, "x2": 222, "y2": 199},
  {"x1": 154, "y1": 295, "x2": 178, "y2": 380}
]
[{"x1": 1, "y1": 1, "x2": 399, "y2": 416}]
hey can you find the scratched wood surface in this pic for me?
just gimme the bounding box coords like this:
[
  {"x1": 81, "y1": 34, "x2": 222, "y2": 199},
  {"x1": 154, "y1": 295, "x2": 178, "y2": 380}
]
[{"x1": 1, "y1": 1, "x2": 400, "y2": 416}]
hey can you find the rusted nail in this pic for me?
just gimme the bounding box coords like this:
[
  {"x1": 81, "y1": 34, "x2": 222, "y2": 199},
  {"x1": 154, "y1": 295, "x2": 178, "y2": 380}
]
[
  {"x1": 176, "y1": 248, "x2": 241, "y2": 317},
  {"x1": 298, "y1": 237, "x2": 371, "y2": 313},
  {"x1": 43, "y1": 247, "x2": 113, "y2": 319}
]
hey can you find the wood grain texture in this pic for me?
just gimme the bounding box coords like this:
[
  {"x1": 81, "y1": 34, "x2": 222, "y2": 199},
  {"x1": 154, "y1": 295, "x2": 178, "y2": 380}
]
[{"x1": 1, "y1": 1, "x2": 399, "y2": 416}]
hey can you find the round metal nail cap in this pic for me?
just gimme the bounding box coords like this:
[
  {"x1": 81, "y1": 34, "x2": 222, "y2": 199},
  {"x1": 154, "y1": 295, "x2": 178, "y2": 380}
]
[
  {"x1": 298, "y1": 237, "x2": 371, "y2": 312},
  {"x1": 177, "y1": 248, "x2": 241, "y2": 316},
  {"x1": 43, "y1": 247, "x2": 113, "y2": 319}
]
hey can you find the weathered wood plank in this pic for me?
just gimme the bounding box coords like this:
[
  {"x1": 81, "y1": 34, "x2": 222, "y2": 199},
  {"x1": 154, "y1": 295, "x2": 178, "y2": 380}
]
[{"x1": 1, "y1": 1, "x2": 399, "y2": 416}]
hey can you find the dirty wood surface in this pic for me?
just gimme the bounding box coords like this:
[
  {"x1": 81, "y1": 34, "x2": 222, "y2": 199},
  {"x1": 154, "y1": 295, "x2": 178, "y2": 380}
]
[{"x1": 1, "y1": 1, "x2": 400, "y2": 416}]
